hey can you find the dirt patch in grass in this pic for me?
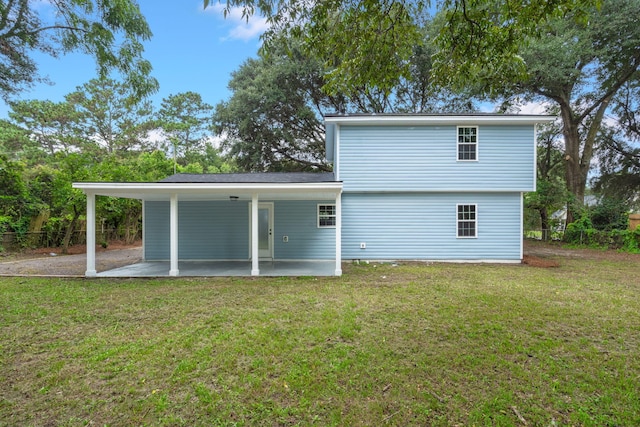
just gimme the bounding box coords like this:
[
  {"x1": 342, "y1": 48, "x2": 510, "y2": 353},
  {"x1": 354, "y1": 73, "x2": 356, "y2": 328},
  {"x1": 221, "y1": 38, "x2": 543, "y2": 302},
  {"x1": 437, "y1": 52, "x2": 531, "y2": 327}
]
[
  {"x1": 524, "y1": 239, "x2": 640, "y2": 262},
  {"x1": 522, "y1": 254, "x2": 560, "y2": 268}
]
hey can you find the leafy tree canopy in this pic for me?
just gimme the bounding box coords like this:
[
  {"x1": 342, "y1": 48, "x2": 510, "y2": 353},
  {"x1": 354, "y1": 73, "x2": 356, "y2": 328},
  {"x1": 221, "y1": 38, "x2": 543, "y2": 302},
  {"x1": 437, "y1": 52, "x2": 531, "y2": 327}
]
[
  {"x1": 208, "y1": 0, "x2": 599, "y2": 95},
  {"x1": 66, "y1": 77, "x2": 155, "y2": 157},
  {"x1": 156, "y1": 92, "x2": 214, "y2": 168},
  {"x1": 0, "y1": 0, "x2": 158, "y2": 100}
]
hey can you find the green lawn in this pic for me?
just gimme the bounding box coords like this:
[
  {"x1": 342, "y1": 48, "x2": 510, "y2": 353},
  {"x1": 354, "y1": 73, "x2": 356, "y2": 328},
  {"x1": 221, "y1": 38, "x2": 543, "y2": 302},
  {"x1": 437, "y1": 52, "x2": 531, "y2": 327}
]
[{"x1": 1, "y1": 254, "x2": 639, "y2": 426}]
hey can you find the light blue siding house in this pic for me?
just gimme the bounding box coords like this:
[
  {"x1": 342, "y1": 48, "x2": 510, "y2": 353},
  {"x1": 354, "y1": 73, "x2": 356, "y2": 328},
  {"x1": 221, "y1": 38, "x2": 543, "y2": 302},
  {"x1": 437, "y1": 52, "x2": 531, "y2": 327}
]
[{"x1": 74, "y1": 114, "x2": 552, "y2": 277}]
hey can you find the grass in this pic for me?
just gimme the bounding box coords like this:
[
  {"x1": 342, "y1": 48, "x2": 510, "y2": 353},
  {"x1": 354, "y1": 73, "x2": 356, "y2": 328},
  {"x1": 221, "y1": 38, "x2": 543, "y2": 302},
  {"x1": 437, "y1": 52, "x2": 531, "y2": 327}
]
[{"x1": 1, "y1": 254, "x2": 639, "y2": 426}]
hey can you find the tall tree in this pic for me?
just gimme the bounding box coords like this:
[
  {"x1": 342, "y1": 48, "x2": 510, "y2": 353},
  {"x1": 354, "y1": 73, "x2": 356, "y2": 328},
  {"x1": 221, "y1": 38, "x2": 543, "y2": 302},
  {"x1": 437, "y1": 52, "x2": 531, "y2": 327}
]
[
  {"x1": 8, "y1": 99, "x2": 82, "y2": 155},
  {"x1": 214, "y1": 48, "x2": 335, "y2": 172},
  {"x1": 156, "y1": 92, "x2": 215, "y2": 172},
  {"x1": 0, "y1": 0, "x2": 157, "y2": 100},
  {"x1": 66, "y1": 77, "x2": 155, "y2": 156},
  {"x1": 500, "y1": 0, "x2": 640, "y2": 223}
]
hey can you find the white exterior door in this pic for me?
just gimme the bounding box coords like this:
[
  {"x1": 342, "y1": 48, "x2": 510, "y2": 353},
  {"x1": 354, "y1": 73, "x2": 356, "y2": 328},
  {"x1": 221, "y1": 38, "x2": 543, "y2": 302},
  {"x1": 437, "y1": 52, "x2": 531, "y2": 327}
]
[{"x1": 250, "y1": 202, "x2": 273, "y2": 260}]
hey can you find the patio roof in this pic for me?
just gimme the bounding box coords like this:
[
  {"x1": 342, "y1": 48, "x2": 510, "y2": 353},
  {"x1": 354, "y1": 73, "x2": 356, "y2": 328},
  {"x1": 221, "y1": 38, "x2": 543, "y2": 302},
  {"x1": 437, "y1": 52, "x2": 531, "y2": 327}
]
[
  {"x1": 160, "y1": 172, "x2": 336, "y2": 184},
  {"x1": 73, "y1": 172, "x2": 342, "y2": 201}
]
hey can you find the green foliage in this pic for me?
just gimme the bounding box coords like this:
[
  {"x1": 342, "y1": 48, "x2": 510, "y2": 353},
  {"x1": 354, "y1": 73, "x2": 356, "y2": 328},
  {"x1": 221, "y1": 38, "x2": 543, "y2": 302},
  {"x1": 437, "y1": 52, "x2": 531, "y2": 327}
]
[
  {"x1": 8, "y1": 99, "x2": 82, "y2": 155},
  {"x1": 621, "y1": 226, "x2": 640, "y2": 253},
  {"x1": 503, "y1": 0, "x2": 640, "y2": 222},
  {"x1": 156, "y1": 92, "x2": 215, "y2": 171},
  {"x1": 0, "y1": 0, "x2": 158, "y2": 100},
  {"x1": 590, "y1": 198, "x2": 629, "y2": 231},
  {"x1": 564, "y1": 207, "x2": 639, "y2": 252},
  {"x1": 65, "y1": 77, "x2": 155, "y2": 157},
  {"x1": 565, "y1": 212, "x2": 595, "y2": 244},
  {"x1": 214, "y1": 0, "x2": 598, "y2": 96},
  {"x1": 214, "y1": 49, "x2": 331, "y2": 172}
]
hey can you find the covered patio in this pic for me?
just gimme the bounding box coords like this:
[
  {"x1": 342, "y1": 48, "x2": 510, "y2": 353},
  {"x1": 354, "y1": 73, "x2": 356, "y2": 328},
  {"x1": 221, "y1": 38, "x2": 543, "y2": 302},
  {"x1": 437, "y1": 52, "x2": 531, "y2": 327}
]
[
  {"x1": 97, "y1": 260, "x2": 337, "y2": 277},
  {"x1": 74, "y1": 173, "x2": 343, "y2": 278}
]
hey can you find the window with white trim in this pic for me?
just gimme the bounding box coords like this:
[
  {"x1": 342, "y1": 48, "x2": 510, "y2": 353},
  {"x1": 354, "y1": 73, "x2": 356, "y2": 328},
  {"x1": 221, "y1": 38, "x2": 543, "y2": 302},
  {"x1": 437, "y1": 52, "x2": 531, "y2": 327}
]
[
  {"x1": 457, "y1": 204, "x2": 477, "y2": 238},
  {"x1": 457, "y1": 126, "x2": 478, "y2": 161},
  {"x1": 318, "y1": 204, "x2": 336, "y2": 228}
]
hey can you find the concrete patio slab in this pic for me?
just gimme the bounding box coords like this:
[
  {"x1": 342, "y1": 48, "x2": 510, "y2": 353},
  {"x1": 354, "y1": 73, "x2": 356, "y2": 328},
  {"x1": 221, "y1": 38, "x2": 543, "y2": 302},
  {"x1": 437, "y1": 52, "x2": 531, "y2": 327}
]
[{"x1": 96, "y1": 260, "x2": 337, "y2": 277}]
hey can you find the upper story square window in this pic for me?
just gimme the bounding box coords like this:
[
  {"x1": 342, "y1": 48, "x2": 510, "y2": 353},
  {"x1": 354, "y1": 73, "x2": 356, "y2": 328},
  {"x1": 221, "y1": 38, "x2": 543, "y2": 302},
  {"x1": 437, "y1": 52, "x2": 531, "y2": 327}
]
[{"x1": 457, "y1": 126, "x2": 478, "y2": 161}]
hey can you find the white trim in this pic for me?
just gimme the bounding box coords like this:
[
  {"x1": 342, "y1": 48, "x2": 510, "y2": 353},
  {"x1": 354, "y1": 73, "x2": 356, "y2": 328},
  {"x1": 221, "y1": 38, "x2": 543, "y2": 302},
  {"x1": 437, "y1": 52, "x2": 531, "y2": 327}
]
[
  {"x1": 335, "y1": 124, "x2": 341, "y2": 181},
  {"x1": 317, "y1": 203, "x2": 337, "y2": 228},
  {"x1": 533, "y1": 124, "x2": 539, "y2": 191},
  {"x1": 325, "y1": 115, "x2": 556, "y2": 126},
  {"x1": 251, "y1": 194, "x2": 259, "y2": 276},
  {"x1": 73, "y1": 182, "x2": 343, "y2": 192},
  {"x1": 85, "y1": 192, "x2": 97, "y2": 277},
  {"x1": 141, "y1": 200, "x2": 146, "y2": 261},
  {"x1": 169, "y1": 193, "x2": 179, "y2": 276},
  {"x1": 349, "y1": 259, "x2": 522, "y2": 264},
  {"x1": 335, "y1": 192, "x2": 342, "y2": 276},
  {"x1": 456, "y1": 126, "x2": 479, "y2": 162},
  {"x1": 341, "y1": 189, "x2": 535, "y2": 193},
  {"x1": 520, "y1": 192, "x2": 524, "y2": 260},
  {"x1": 456, "y1": 203, "x2": 478, "y2": 239}
]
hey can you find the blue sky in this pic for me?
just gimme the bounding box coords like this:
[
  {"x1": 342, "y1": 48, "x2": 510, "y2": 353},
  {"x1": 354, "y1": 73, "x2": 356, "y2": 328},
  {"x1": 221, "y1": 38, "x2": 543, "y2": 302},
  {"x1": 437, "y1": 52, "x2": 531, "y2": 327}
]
[{"x1": 0, "y1": 1, "x2": 269, "y2": 118}]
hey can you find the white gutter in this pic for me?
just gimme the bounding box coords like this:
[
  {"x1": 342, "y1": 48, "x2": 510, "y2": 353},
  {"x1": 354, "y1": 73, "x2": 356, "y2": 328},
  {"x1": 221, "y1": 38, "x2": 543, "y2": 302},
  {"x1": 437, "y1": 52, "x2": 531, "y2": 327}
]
[
  {"x1": 73, "y1": 182, "x2": 343, "y2": 193},
  {"x1": 324, "y1": 115, "x2": 556, "y2": 126}
]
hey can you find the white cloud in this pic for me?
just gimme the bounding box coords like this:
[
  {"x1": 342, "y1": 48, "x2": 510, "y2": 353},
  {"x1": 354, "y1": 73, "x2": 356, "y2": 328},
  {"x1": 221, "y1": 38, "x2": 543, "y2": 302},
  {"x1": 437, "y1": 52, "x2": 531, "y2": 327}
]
[
  {"x1": 517, "y1": 101, "x2": 552, "y2": 115},
  {"x1": 204, "y1": 3, "x2": 270, "y2": 42}
]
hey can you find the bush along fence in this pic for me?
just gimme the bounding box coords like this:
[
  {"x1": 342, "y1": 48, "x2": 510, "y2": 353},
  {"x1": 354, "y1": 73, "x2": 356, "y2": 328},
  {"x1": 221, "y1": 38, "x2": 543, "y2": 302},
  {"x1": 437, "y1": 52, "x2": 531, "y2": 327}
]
[
  {"x1": 1, "y1": 228, "x2": 141, "y2": 252},
  {"x1": 525, "y1": 225, "x2": 640, "y2": 253}
]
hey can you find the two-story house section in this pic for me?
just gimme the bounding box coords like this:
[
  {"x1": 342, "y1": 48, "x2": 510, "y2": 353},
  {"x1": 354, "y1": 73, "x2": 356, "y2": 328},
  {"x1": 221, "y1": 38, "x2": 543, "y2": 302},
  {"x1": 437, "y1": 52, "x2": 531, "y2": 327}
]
[
  {"x1": 74, "y1": 114, "x2": 553, "y2": 277},
  {"x1": 324, "y1": 114, "x2": 554, "y2": 262}
]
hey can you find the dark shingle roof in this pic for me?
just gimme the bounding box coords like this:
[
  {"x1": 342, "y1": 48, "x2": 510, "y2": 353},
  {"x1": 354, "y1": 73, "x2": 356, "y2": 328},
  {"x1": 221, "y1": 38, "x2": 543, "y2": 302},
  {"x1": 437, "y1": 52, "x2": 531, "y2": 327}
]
[{"x1": 159, "y1": 172, "x2": 337, "y2": 184}]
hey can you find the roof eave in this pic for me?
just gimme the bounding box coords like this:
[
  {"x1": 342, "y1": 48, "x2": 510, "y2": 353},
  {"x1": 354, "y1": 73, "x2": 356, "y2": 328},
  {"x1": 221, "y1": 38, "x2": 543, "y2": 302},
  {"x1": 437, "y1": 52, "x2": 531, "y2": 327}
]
[
  {"x1": 324, "y1": 115, "x2": 556, "y2": 126},
  {"x1": 72, "y1": 181, "x2": 343, "y2": 199}
]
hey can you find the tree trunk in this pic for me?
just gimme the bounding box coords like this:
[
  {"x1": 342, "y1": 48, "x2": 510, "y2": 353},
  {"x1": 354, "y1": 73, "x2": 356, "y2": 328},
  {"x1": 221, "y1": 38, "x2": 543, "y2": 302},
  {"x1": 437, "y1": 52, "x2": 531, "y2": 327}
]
[
  {"x1": 560, "y1": 96, "x2": 610, "y2": 225},
  {"x1": 560, "y1": 105, "x2": 585, "y2": 225},
  {"x1": 539, "y1": 207, "x2": 550, "y2": 240},
  {"x1": 61, "y1": 205, "x2": 81, "y2": 254}
]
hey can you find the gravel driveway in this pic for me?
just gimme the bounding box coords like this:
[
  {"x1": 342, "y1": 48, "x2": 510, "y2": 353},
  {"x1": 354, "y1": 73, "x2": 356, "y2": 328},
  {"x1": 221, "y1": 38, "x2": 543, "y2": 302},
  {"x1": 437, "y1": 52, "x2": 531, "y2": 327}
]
[{"x1": 0, "y1": 247, "x2": 142, "y2": 276}]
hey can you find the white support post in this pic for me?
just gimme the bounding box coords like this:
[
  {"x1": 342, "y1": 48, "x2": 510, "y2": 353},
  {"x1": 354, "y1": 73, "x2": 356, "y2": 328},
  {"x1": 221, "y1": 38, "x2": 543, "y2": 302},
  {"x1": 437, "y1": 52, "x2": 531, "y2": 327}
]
[
  {"x1": 335, "y1": 192, "x2": 342, "y2": 276},
  {"x1": 169, "y1": 193, "x2": 179, "y2": 276},
  {"x1": 251, "y1": 193, "x2": 259, "y2": 276},
  {"x1": 141, "y1": 199, "x2": 146, "y2": 261},
  {"x1": 85, "y1": 192, "x2": 97, "y2": 277}
]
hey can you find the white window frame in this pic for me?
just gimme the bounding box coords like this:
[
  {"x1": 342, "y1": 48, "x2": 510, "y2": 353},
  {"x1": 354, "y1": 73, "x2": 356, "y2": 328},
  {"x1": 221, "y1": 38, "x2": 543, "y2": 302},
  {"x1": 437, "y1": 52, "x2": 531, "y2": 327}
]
[
  {"x1": 456, "y1": 204, "x2": 478, "y2": 238},
  {"x1": 457, "y1": 126, "x2": 478, "y2": 161},
  {"x1": 317, "y1": 204, "x2": 336, "y2": 228}
]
